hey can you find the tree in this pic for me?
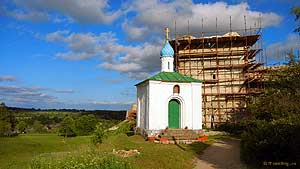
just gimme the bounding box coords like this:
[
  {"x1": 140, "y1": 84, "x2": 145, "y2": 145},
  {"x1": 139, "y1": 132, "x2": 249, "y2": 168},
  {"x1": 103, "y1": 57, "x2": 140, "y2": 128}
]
[
  {"x1": 291, "y1": 6, "x2": 300, "y2": 34},
  {"x1": 59, "y1": 116, "x2": 76, "y2": 137},
  {"x1": 0, "y1": 103, "x2": 15, "y2": 136},
  {"x1": 17, "y1": 121, "x2": 27, "y2": 133},
  {"x1": 240, "y1": 58, "x2": 300, "y2": 167},
  {"x1": 0, "y1": 102, "x2": 6, "y2": 107},
  {"x1": 75, "y1": 115, "x2": 97, "y2": 136},
  {"x1": 0, "y1": 121, "x2": 11, "y2": 137},
  {"x1": 32, "y1": 120, "x2": 43, "y2": 133},
  {"x1": 91, "y1": 122, "x2": 106, "y2": 144}
]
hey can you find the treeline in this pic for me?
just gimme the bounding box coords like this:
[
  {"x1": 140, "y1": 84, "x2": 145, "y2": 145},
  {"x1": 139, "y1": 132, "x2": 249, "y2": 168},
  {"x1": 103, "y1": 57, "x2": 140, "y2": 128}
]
[
  {"x1": 218, "y1": 54, "x2": 300, "y2": 168},
  {"x1": 0, "y1": 104, "x2": 126, "y2": 137},
  {"x1": 8, "y1": 107, "x2": 126, "y2": 120}
]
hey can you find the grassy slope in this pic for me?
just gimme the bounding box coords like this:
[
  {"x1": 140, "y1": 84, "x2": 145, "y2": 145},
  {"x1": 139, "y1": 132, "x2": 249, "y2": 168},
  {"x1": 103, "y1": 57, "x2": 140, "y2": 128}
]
[
  {"x1": 97, "y1": 134, "x2": 214, "y2": 169},
  {"x1": 0, "y1": 134, "x2": 90, "y2": 169},
  {"x1": 0, "y1": 133, "x2": 214, "y2": 169}
]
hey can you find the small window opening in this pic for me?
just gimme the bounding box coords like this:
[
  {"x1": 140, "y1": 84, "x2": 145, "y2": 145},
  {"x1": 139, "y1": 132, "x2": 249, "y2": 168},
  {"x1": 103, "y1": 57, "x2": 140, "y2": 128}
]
[
  {"x1": 213, "y1": 74, "x2": 216, "y2": 79},
  {"x1": 168, "y1": 62, "x2": 170, "y2": 69},
  {"x1": 173, "y1": 85, "x2": 180, "y2": 94}
]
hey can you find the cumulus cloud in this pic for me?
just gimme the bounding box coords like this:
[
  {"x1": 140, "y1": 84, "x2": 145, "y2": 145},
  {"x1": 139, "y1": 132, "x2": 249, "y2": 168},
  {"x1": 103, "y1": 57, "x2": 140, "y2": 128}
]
[
  {"x1": 1, "y1": 8, "x2": 49, "y2": 22},
  {"x1": 0, "y1": 86, "x2": 133, "y2": 110},
  {"x1": 3, "y1": 0, "x2": 122, "y2": 24},
  {"x1": 123, "y1": 1, "x2": 282, "y2": 40},
  {"x1": 90, "y1": 100, "x2": 133, "y2": 105},
  {"x1": 0, "y1": 85, "x2": 130, "y2": 109},
  {"x1": 0, "y1": 85, "x2": 57, "y2": 106},
  {"x1": 54, "y1": 89, "x2": 75, "y2": 94},
  {"x1": 46, "y1": 31, "x2": 110, "y2": 60},
  {"x1": 42, "y1": 1, "x2": 282, "y2": 79},
  {"x1": 0, "y1": 76, "x2": 17, "y2": 82},
  {"x1": 46, "y1": 30, "x2": 162, "y2": 79}
]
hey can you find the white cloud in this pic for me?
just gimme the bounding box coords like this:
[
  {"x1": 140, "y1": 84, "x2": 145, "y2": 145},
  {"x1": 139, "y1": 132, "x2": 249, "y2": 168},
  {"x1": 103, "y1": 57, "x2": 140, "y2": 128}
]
[
  {"x1": 122, "y1": 20, "x2": 149, "y2": 41},
  {"x1": 4, "y1": 0, "x2": 122, "y2": 24},
  {"x1": 90, "y1": 100, "x2": 133, "y2": 105},
  {"x1": 45, "y1": 30, "x2": 70, "y2": 42},
  {"x1": 101, "y1": 63, "x2": 142, "y2": 72},
  {"x1": 41, "y1": 1, "x2": 282, "y2": 79},
  {"x1": 46, "y1": 30, "x2": 162, "y2": 79},
  {"x1": 0, "y1": 85, "x2": 56, "y2": 104},
  {"x1": 0, "y1": 76, "x2": 17, "y2": 82},
  {"x1": 123, "y1": 1, "x2": 282, "y2": 40},
  {"x1": 56, "y1": 52, "x2": 95, "y2": 60},
  {"x1": 3, "y1": 9, "x2": 49, "y2": 22},
  {"x1": 54, "y1": 89, "x2": 75, "y2": 94},
  {"x1": 0, "y1": 85, "x2": 80, "y2": 108}
]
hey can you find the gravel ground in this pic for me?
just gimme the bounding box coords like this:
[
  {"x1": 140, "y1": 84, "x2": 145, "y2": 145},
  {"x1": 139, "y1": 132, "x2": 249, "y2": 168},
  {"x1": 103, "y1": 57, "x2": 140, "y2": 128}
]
[{"x1": 194, "y1": 139, "x2": 247, "y2": 169}]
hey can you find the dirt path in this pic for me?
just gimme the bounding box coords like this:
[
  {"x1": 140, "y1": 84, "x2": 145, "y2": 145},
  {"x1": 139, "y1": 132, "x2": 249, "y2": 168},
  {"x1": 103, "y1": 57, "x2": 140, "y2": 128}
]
[{"x1": 194, "y1": 139, "x2": 247, "y2": 169}]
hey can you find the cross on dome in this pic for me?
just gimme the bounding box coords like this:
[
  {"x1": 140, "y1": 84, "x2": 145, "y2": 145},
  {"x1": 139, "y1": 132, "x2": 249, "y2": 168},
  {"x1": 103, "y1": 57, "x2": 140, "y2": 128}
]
[{"x1": 160, "y1": 27, "x2": 174, "y2": 57}]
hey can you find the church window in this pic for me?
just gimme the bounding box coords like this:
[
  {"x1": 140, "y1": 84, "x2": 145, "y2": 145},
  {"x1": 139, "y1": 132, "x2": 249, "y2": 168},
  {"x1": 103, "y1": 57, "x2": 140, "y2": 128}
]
[
  {"x1": 173, "y1": 85, "x2": 180, "y2": 94},
  {"x1": 213, "y1": 74, "x2": 216, "y2": 79},
  {"x1": 168, "y1": 62, "x2": 170, "y2": 69}
]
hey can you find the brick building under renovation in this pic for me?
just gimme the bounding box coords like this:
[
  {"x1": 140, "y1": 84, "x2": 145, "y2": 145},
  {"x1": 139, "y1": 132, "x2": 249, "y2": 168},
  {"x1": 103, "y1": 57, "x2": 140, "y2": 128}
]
[{"x1": 169, "y1": 22, "x2": 265, "y2": 128}]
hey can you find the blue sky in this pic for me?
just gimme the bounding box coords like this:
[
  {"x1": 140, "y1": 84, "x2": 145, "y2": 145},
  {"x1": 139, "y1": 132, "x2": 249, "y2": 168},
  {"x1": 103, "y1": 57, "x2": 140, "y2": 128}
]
[{"x1": 0, "y1": 0, "x2": 299, "y2": 110}]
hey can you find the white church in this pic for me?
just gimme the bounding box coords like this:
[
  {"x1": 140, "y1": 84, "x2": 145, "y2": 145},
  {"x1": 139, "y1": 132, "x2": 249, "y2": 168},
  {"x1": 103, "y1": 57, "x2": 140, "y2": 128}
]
[{"x1": 135, "y1": 28, "x2": 203, "y2": 138}]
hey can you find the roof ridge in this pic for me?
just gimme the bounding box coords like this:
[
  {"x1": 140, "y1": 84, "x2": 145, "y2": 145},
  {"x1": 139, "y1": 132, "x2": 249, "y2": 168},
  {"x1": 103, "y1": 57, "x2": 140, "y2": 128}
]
[{"x1": 135, "y1": 72, "x2": 202, "y2": 86}]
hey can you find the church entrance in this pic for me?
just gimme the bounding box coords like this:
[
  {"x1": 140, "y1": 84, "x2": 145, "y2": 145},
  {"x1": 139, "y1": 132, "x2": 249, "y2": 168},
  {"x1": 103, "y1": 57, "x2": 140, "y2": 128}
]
[{"x1": 168, "y1": 99, "x2": 180, "y2": 128}]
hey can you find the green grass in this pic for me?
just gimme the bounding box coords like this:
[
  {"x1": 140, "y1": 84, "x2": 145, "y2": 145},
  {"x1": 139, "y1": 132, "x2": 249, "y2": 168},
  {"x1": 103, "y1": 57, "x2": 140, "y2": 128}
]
[
  {"x1": 95, "y1": 134, "x2": 214, "y2": 169},
  {"x1": 0, "y1": 133, "x2": 215, "y2": 169},
  {"x1": 0, "y1": 134, "x2": 90, "y2": 169}
]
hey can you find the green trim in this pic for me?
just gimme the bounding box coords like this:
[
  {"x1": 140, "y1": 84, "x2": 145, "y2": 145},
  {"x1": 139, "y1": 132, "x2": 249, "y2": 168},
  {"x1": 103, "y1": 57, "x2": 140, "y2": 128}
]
[{"x1": 135, "y1": 72, "x2": 202, "y2": 86}]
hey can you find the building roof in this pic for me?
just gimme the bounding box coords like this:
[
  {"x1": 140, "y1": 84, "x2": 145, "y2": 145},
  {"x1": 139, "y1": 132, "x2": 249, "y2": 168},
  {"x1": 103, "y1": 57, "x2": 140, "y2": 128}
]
[
  {"x1": 136, "y1": 72, "x2": 202, "y2": 86},
  {"x1": 160, "y1": 40, "x2": 174, "y2": 57}
]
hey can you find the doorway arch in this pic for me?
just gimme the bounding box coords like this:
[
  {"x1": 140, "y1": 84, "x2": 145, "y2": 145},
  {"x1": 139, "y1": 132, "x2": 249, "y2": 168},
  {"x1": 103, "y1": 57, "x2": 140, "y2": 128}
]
[{"x1": 168, "y1": 99, "x2": 180, "y2": 128}]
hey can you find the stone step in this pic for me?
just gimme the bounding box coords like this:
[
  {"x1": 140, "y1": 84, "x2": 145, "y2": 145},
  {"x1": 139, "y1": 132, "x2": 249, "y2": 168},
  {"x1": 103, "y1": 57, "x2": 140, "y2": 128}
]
[{"x1": 159, "y1": 129, "x2": 204, "y2": 140}]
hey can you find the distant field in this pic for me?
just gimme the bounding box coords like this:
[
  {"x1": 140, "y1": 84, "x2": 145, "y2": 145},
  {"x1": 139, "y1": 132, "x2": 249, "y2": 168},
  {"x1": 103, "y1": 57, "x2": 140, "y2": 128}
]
[
  {"x1": 0, "y1": 134, "x2": 90, "y2": 169},
  {"x1": 0, "y1": 133, "x2": 213, "y2": 169}
]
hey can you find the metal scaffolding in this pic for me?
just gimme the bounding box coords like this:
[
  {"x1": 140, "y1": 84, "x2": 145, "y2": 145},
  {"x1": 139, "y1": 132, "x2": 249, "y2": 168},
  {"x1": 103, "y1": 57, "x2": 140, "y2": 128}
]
[{"x1": 170, "y1": 17, "x2": 265, "y2": 128}]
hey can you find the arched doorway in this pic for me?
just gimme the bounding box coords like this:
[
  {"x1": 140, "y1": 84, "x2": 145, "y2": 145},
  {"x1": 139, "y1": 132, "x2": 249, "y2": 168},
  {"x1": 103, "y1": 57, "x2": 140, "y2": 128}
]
[{"x1": 168, "y1": 99, "x2": 180, "y2": 128}]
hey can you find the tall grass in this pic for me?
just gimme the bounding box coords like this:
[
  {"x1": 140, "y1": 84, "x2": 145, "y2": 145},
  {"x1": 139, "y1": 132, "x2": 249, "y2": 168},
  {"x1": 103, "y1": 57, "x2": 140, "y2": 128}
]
[{"x1": 31, "y1": 149, "x2": 132, "y2": 169}]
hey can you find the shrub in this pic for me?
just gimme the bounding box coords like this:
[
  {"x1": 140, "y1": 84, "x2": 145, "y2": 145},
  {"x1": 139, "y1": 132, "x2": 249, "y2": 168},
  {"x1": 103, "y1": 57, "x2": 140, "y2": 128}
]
[
  {"x1": 241, "y1": 119, "x2": 300, "y2": 168},
  {"x1": 91, "y1": 122, "x2": 107, "y2": 145},
  {"x1": 32, "y1": 120, "x2": 44, "y2": 133},
  {"x1": 75, "y1": 115, "x2": 97, "y2": 136},
  {"x1": 59, "y1": 116, "x2": 76, "y2": 137},
  {"x1": 240, "y1": 60, "x2": 300, "y2": 168},
  {"x1": 17, "y1": 120, "x2": 27, "y2": 133},
  {"x1": 106, "y1": 120, "x2": 135, "y2": 136},
  {"x1": 215, "y1": 122, "x2": 246, "y2": 136},
  {"x1": 0, "y1": 103, "x2": 17, "y2": 137},
  {"x1": 91, "y1": 120, "x2": 136, "y2": 145},
  {"x1": 0, "y1": 121, "x2": 12, "y2": 137}
]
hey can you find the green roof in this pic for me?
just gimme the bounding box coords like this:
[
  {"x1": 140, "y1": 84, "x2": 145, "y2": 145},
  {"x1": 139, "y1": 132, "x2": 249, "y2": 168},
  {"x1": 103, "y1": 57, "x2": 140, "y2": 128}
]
[{"x1": 136, "y1": 72, "x2": 202, "y2": 86}]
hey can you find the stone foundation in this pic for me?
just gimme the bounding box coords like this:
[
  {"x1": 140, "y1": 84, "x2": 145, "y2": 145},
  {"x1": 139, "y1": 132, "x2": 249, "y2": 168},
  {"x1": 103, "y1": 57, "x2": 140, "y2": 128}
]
[{"x1": 136, "y1": 127, "x2": 207, "y2": 144}]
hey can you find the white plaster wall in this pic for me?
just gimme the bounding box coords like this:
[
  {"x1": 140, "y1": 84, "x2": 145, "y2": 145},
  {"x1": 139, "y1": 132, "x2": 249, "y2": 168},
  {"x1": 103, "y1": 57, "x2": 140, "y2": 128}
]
[
  {"x1": 161, "y1": 57, "x2": 174, "y2": 72},
  {"x1": 148, "y1": 81, "x2": 202, "y2": 130},
  {"x1": 136, "y1": 82, "x2": 149, "y2": 129},
  {"x1": 191, "y1": 82, "x2": 202, "y2": 129}
]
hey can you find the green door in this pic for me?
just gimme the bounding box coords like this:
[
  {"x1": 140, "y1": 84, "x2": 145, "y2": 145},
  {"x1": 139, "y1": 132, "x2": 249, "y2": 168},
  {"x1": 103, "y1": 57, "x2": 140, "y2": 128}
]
[{"x1": 168, "y1": 99, "x2": 180, "y2": 128}]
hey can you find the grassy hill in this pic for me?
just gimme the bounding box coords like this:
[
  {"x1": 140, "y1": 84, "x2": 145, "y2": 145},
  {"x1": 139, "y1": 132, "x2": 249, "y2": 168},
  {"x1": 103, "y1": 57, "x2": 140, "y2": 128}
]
[
  {"x1": 0, "y1": 134, "x2": 90, "y2": 169},
  {"x1": 0, "y1": 133, "x2": 213, "y2": 169}
]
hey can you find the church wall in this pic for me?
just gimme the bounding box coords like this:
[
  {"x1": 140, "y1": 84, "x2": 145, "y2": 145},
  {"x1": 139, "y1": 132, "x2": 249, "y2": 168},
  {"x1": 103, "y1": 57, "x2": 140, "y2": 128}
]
[
  {"x1": 148, "y1": 80, "x2": 202, "y2": 130},
  {"x1": 136, "y1": 82, "x2": 149, "y2": 130},
  {"x1": 191, "y1": 82, "x2": 202, "y2": 130}
]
